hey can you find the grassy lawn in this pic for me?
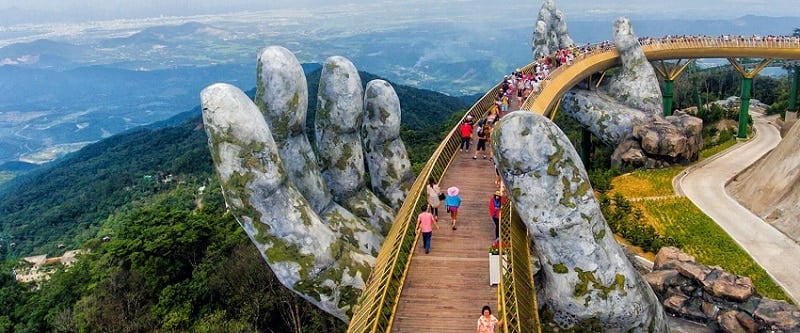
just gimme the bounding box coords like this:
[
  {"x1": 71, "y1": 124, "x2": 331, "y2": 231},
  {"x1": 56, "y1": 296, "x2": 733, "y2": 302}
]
[
  {"x1": 609, "y1": 167, "x2": 683, "y2": 198},
  {"x1": 699, "y1": 139, "x2": 738, "y2": 160},
  {"x1": 608, "y1": 138, "x2": 791, "y2": 302}
]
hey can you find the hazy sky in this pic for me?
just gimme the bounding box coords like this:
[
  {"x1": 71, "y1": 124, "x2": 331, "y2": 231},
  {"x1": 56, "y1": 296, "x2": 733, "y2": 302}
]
[{"x1": 0, "y1": 0, "x2": 795, "y2": 22}]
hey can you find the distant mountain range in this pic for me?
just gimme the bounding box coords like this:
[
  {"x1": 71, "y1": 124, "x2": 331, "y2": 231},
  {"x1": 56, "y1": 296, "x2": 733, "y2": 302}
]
[{"x1": 0, "y1": 14, "x2": 796, "y2": 167}]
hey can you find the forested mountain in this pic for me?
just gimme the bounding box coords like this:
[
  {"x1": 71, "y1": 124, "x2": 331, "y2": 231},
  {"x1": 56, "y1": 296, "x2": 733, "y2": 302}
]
[
  {"x1": 0, "y1": 68, "x2": 472, "y2": 258},
  {"x1": 0, "y1": 68, "x2": 471, "y2": 331}
]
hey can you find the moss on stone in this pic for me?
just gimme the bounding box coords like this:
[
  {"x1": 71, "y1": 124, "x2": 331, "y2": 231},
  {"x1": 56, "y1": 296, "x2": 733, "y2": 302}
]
[
  {"x1": 549, "y1": 228, "x2": 557, "y2": 237},
  {"x1": 539, "y1": 305, "x2": 607, "y2": 333},
  {"x1": 594, "y1": 229, "x2": 606, "y2": 241},
  {"x1": 335, "y1": 144, "x2": 353, "y2": 170},
  {"x1": 576, "y1": 181, "x2": 591, "y2": 197},
  {"x1": 553, "y1": 263, "x2": 568, "y2": 274},
  {"x1": 382, "y1": 145, "x2": 393, "y2": 158},
  {"x1": 324, "y1": 61, "x2": 340, "y2": 72},
  {"x1": 546, "y1": 143, "x2": 565, "y2": 176},
  {"x1": 379, "y1": 106, "x2": 391, "y2": 123},
  {"x1": 573, "y1": 268, "x2": 627, "y2": 302},
  {"x1": 559, "y1": 176, "x2": 577, "y2": 209},
  {"x1": 263, "y1": 237, "x2": 315, "y2": 275},
  {"x1": 386, "y1": 164, "x2": 397, "y2": 179}
]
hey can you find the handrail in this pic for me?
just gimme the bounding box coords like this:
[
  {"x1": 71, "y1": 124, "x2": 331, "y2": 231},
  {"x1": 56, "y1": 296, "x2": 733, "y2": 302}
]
[
  {"x1": 347, "y1": 63, "x2": 506, "y2": 333},
  {"x1": 348, "y1": 34, "x2": 800, "y2": 333},
  {"x1": 497, "y1": 202, "x2": 541, "y2": 333}
]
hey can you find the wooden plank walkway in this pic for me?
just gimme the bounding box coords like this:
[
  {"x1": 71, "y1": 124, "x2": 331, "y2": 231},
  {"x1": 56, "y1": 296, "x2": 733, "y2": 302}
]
[{"x1": 392, "y1": 136, "x2": 505, "y2": 332}]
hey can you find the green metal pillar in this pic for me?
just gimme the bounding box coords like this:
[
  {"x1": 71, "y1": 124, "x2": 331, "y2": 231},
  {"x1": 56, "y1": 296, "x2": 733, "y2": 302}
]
[
  {"x1": 789, "y1": 67, "x2": 799, "y2": 112},
  {"x1": 663, "y1": 79, "x2": 674, "y2": 116},
  {"x1": 738, "y1": 78, "x2": 752, "y2": 139},
  {"x1": 580, "y1": 128, "x2": 592, "y2": 170},
  {"x1": 694, "y1": 88, "x2": 703, "y2": 113}
]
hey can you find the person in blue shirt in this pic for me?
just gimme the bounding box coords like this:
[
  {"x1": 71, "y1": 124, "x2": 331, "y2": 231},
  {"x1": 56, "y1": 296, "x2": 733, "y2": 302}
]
[{"x1": 445, "y1": 186, "x2": 462, "y2": 230}]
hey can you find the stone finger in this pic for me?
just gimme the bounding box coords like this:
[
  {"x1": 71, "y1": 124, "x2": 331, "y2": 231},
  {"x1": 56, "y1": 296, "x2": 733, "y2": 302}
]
[
  {"x1": 362, "y1": 79, "x2": 414, "y2": 210},
  {"x1": 492, "y1": 111, "x2": 668, "y2": 332}
]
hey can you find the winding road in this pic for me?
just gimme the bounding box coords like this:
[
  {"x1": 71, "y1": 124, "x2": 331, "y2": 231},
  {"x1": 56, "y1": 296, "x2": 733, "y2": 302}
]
[{"x1": 677, "y1": 112, "x2": 800, "y2": 304}]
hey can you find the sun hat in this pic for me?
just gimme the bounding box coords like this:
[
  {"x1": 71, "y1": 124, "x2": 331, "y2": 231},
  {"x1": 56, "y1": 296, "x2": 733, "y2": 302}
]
[
  {"x1": 447, "y1": 186, "x2": 459, "y2": 196},
  {"x1": 494, "y1": 190, "x2": 502, "y2": 196}
]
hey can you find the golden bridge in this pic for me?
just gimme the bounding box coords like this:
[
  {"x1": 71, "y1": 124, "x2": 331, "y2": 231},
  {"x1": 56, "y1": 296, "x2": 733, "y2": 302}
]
[{"x1": 346, "y1": 36, "x2": 800, "y2": 333}]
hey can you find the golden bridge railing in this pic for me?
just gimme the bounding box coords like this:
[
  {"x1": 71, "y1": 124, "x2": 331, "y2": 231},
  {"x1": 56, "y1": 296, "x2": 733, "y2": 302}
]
[
  {"x1": 520, "y1": 35, "x2": 800, "y2": 116},
  {"x1": 497, "y1": 201, "x2": 541, "y2": 333},
  {"x1": 347, "y1": 66, "x2": 505, "y2": 333}
]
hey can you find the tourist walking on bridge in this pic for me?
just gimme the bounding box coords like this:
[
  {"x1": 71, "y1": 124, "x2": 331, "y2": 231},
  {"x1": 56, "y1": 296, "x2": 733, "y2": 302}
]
[
  {"x1": 477, "y1": 305, "x2": 502, "y2": 333},
  {"x1": 416, "y1": 205, "x2": 439, "y2": 254},
  {"x1": 426, "y1": 177, "x2": 443, "y2": 219},
  {"x1": 459, "y1": 121, "x2": 473, "y2": 152},
  {"x1": 488, "y1": 190, "x2": 506, "y2": 240},
  {"x1": 445, "y1": 186, "x2": 461, "y2": 230}
]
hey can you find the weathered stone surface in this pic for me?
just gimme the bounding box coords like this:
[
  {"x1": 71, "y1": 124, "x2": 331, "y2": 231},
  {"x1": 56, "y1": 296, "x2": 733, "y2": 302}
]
[
  {"x1": 636, "y1": 120, "x2": 686, "y2": 157},
  {"x1": 201, "y1": 83, "x2": 374, "y2": 320},
  {"x1": 316, "y1": 56, "x2": 367, "y2": 198},
  {"x1": 362, "y1": 80, "x2": 414, "y2": 210},
  {"x1": 718, "y1": 311, "x2": 749, "y2": 333},
  {"x1": 646, "y1": 247, "x2": 800, "y2": 332},
  {"x1": 663, "y1": 294, "x2": 689, "y2": 313},
  {"x1": 561, "y1": 90, "x2": 649, "y2": 146},
  {"x1": 702, "y1": 301, "x2": 720, "y2": 319},
  {"x1": 605, "y1": 17, "x2": 662, "y2": 115},
  {"x1": 316, "y1": 56, "x2": 396, "y2": 232},
  {"x1": 675, "y1": 261, "x2": 710, "y2": 282},
  {"x1": 708, "y1": 272, "x2": 755, "y2": 302},
  {"x1": 256, "y1": 46, "x2": 384, "y2": 254},
  {"x1": 645, "y1": 270, "x2": 686, "y2": 294},
  {"x1": 735, "y1": 311, "x2": 759, "y2": 333},
  {"x1": 531, "y1": 0, "x2": 574, "y2": 60},
  {"x1": 493, "y1": 112, "x2": 668, "y2": 332},
  {"x1": 753, "y1": 298, "x2": 800, "y2": 330},
  {"x1": 653, "y1": 246, "x2": 696, "y2": 270},
  {"x1": 612, "y1": 113, "x2": 703, "y2": 169}
]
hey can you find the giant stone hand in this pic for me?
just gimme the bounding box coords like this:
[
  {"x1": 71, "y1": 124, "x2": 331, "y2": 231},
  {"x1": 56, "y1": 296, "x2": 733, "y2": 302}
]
[{"x1": 200, "y1": 46, "x2": 413, "y2": 321}]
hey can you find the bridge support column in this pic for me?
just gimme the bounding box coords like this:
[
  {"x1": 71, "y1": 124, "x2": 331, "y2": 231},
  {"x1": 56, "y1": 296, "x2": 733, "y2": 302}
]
[
  {"x1": 738, "y1": 77, "x2": 753, "y2": 139},
  {"x1": 663, "y1": 80, "x2": 674, "y2": 116},
  {"x1": 727, "y1": 58, "x2": 774, "y2": 139},
  {"x1": 789, "y1": 66, "x2": 799, "y2": 113},
  {"x1": 652, "y1": 59, "x2": 694, "y2": 117},
  {"x1": 580, "y1": 128, "x2": 592, "y2": 170}
]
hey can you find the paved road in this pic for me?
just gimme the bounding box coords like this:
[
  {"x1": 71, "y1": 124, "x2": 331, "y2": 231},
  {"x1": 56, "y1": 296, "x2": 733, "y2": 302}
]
[{"x1": 678, "y1": 113, "x2": 800, "y2": 304}]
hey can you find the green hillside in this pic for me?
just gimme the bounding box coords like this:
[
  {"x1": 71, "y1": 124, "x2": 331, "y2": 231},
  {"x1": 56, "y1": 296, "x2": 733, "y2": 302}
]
[
  {"x1": 0, "y1": 69, "x2": 470, "y2": 258},
  {"x1": 0, "y1": 69, "x2": 470, "y2": 331}
]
